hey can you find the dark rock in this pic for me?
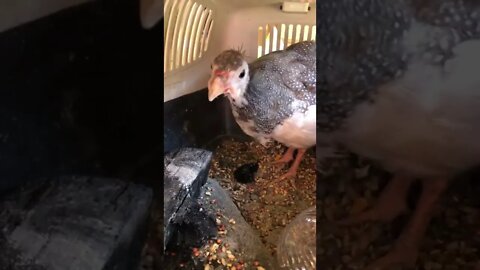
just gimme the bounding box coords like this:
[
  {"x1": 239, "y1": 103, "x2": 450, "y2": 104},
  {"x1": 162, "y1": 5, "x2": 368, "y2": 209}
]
[
  {"x1": 166, "y1": 199, "x2": 218, "y2": 248},
  {"x1": 163, "y1": 148, "x2": 213, "y2": 250},
  {"x1": 0, "y1": 176, "x2": 153, "y2": 270}
]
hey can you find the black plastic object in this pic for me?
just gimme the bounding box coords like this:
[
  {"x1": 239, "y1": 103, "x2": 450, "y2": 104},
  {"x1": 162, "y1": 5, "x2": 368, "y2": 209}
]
[{"x1": 233, "y1": 162, "x2": 259, "y2": 183}]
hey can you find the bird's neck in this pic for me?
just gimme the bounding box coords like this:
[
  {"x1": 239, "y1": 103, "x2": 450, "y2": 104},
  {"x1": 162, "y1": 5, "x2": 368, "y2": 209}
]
[
  {"x1": 227, "y1": 87, "x2": 248, "y2": 108},
  {"x1": 227, "y1": 68, "x2": 250, "y2": 107}
]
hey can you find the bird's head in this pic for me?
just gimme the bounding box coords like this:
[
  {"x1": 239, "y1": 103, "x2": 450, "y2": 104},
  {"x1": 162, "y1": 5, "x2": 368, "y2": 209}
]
[{"x1": 208, "y1": 49, "x2": 249, "y2": 102}]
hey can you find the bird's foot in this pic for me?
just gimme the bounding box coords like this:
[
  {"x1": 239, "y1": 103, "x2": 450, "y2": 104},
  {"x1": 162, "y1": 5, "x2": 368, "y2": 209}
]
[
  {"x1": 278, "y1": 169, "x2": 297, "y2": 180},
  {"x1": 269, "y1": 166, "x2": 298, "y2": 188},
  {"x1": 337, "y1": 198, "x2": 407, "y2": 225},
  {"x1": 272, "y1": 147, "x2": 295, "y2": 165},
  {"x1": 366, "y1": 178, "x2": 449, "y2": 270},
  {"x1": 269, "y1": 148, "x2": 306, "y2": 188},
  {"x1": 365, "y1": 245, "x2": 418, "y2": 270},
  {"x1": 338, "y1": 175, "x2": 412, "y2": 225},
  {"x1": 270, "y1": 168, "x2": 297, "y2": 184}
]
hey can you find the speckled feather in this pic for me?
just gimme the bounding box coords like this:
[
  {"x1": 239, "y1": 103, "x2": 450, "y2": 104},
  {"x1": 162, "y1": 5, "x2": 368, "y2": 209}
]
[
  {"x1": 318, "y1": 0, "x2": 480, "y2": 176},
  {"x1": 212, "y1": 41, "x2": 316, "y2": 145},
  {"x1": 317, "y1": 0, "x2": 480, "y2": 132}
]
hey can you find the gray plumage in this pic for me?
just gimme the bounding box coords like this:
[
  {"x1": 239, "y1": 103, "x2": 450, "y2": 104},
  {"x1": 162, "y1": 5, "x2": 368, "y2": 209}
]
[
  {"x1": 317, "y1": 0, "x2": 480, "y2": 132},
  {"x1": 208, "y1": 41, "x2": 316, "y2": 179},
  {"x1": 209, "y1": 41, "x2": 316, "y2": 148},
  {"x1": 235, "y1": 41, "x2": 315, "y2": 134}
]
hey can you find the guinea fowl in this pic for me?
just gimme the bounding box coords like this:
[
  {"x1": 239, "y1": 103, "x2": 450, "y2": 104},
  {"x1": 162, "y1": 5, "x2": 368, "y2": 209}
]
[
  {"x1": 318, "y1": 0, "x2": 480, "y2": 269},
  {"x1": 207, "y1": 41, "x2": 316, "y2": 180}
]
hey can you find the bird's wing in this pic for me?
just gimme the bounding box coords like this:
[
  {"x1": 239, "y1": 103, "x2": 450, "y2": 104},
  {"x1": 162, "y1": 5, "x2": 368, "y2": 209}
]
[
  {"x1": 403, "y1": 0, "x2": 480, "y2": 123},
  {"x1": 285, "y1": 41, "x2": 316, "y2": 59},
  {"x1": 412, "y1": 0, "x2": 480, "y2": 39},
  {"x1": 397, "y1": 39, "x2": 480, "y2": 128},
  {"x1": 249, "y1": 41, "x2": 316, "y2": 103},
  {"x1": 237, "y1": 42, "x2": 316, "y2": 136},
  {"x1": 285, "y1": 41, "x2": 316, "y2": 96},
  {"x1": 272, "y1": 41, "x2": 316, "y2": 102}
]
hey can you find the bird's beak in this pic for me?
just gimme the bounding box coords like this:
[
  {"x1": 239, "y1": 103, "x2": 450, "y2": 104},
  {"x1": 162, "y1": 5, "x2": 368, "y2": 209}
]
[
  {"x1": 207, "y1": 76, "x2": 225, "y2": 101},
  {"x1": 207, "y1": 70, "x2": 231, "y2": 102}
]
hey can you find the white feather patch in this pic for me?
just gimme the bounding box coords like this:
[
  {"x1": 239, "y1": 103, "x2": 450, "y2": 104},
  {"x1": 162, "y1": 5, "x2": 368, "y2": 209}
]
[
  {"x1": 339, "y1": 38, "x2": 480, "y2": 177},
  {"x1": 271, "y1": 104, "x2": 316, "y2": 149}
]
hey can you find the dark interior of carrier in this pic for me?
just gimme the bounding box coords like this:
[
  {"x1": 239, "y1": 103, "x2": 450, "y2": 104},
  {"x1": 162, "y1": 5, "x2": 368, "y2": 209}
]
[
  {"x1": 0, "y1": 1, "x2": 164, "y2": 269},
  {"x1": 0, "y1": 0, "x2": 164, "y2": 191}
]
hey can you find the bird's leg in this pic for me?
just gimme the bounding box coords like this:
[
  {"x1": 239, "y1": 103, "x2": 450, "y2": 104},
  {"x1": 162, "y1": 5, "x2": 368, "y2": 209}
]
[
  {"x1": 273, "y1": 147, "x2": 295, "y2": 164},
  {"x1": 339, "y1": 174, "x2": 414, "y2": 225},
  {"x1": 365, "y1": 178, "x2": 449, "y2": 270},
  {"x1": 278, "y1": 148, "x2": 306, "y2": 180}
]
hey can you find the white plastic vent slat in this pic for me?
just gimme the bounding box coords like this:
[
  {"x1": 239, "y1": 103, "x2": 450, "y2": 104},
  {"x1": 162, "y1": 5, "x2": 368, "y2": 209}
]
[
  {"x1": 175, "y1": 0, "x2": 191, "y2": 68},
  {"x1": 261, "y1": 24, "x2": 267, "y2": 56},
  {"x1": 164, "y1": 0, "x2": 213, "y2": 73},
  {"x1": 303, "y1": 25, "x2": 310, "y2": 41},
  {"x1": 164, "y1": 0, "x2": 177, "y2": 71},
  {"x1": 265, "y1": 24, "x2": 271, "y2": 55},
  {"x1": 204, "y1": 18, "x2": 214, "y2": 52},
  {"x1": 269, "y1": 24, "x2": 273, "y2": 53},
  {"x1": 193, "y1": 7, "x2": 207, "y2": 61},
  {"x1": 264, "y1": 24, "x2": 270, "y2": 56},
  {"x1": 198, "y1": 10, "x2": 212, "y2": 58},
  {"x1": 182, "y1": 2, "x2": 196, "y2": 66},
  {"x1": 171, "y1": 0, "x2": 185, "y2": 70},
  {"x1": 291, "y1": 24, "x2": 297, "y2": 45},
  {"x1": 279, "y1": 24, "x2": 286, "y2": 50},
  {"x1": 287, "y1": 24, "x2": 293, "y2": 47},
  {"x1": 163, "y1": 0, "x2": 171, "y2": 42},
  {"x1": 187, "y1": 4, "x2": 202, "y2": 63},
  {"x1": 257, "y1": 26, "x2": 264, "y2": 58},
  {"x1": 272, "y1": 23, "x2": 279, "y2": 52},
  {"x1": 257, "y1": 23, "x2": 316, "y2": 58},
  {"x1": 295, "y1": 24, "x2": 302, "y2": 43}
]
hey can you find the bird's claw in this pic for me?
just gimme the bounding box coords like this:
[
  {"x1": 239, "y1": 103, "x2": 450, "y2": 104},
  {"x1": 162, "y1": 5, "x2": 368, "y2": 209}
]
[
  {"x1": 272, "y1": 147, "x2": 295, "y2": 165},
  {"x1": 271, "y1": 160, "x2": 290, "y2": 169},
  {"x1": 337, "y1": 187, "x2": 408, "y2": 226},
  {"x1": 364, "y1": 247, "x2": 418, "y2": 270},
  {"x1": 268, "y1": 170, "x2": 297, "y2": 188},
  {"x1": 279, "y1": 171, "x2": 297, "y2": 188},
  {"x1": 337, "y1": 205, "x2": 406, "y2": 226},
  {"x1": 278, "y1": 171, "x2": 296, "y2": 180},
  {"x1": 273, "y1": 155, "x2": 293, "y2": 164}
]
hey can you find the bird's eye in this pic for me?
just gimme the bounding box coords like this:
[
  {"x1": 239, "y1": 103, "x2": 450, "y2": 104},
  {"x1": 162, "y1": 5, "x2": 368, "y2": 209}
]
[
  {"x1": 239, "y1": 70, "x2": 245, "y2": 78},
  {"x1": 210, "y1": 64, "x2": 213, "y2": 69}
]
